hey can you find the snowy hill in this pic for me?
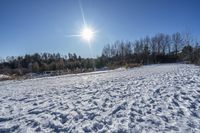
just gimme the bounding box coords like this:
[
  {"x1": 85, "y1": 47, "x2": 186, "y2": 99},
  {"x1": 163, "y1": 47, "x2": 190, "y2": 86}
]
[{"x1": 0, "y1": 64, "x2": 200, "y2": 132}]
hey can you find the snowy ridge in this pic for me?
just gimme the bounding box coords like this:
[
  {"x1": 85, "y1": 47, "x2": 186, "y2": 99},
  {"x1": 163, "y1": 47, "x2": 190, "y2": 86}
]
[{"x1": 0, "y1": 64, "x2": 200, "y2": 132}]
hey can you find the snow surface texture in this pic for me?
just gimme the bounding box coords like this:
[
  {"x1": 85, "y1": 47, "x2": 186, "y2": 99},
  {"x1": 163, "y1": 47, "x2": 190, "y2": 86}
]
[{"x1": 0, "y1": 64, "x2": 200, "y2": 133}]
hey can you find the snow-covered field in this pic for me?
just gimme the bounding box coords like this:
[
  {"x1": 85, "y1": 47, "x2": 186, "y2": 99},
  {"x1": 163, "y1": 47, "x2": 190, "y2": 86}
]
[{"x1": 0, "y1": 64, "x2": 200, "y2": 133}]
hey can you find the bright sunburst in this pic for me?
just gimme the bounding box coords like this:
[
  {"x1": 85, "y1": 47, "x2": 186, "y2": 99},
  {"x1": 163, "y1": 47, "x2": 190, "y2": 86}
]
[
  {"x1": 81, "y1": 27, "x2": 95, "y2": 42},
  {"x1": 66, "y1": 0, "x2": 97, "y2": 44}
]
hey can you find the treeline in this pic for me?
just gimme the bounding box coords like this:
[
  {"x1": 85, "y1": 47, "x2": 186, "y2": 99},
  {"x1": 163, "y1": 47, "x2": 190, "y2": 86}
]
[
  {"x1": 0, "y1": 53, "x2": 94, "y2": 75},
  {"x1": 0, "y1": 32, "x2": 200, "y2": 76},
  {"x1": 99, "y1": 32, "x2": 200, "y2": 67}
]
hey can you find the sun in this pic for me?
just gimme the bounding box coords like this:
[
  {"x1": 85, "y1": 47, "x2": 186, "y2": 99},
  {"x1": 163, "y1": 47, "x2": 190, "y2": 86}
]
[{"x1": 81, "y1": 27, "x2": 95, "y2": 42}]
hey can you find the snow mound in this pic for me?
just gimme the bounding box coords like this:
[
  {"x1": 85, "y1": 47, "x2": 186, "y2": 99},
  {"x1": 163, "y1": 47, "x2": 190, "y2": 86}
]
[
  {"x1": 0, "y1": 64, "x2": 200, "y2": 132},
  {"x1": 0, "y1": 74, "x2": 11, "y2": 81}
]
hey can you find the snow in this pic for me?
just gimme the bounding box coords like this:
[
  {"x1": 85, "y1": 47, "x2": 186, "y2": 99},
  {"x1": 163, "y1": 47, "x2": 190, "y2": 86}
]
[
  {"x1": 0, "y1": 64, "x2": 200, "y2": 132},
  {"x1": 0, "y1": 74, "x2": 11, "y2": 81}
]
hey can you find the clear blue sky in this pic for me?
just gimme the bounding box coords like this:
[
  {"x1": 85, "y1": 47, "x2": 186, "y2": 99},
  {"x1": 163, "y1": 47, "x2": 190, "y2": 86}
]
[{"x1": 0, "y1": 0, "x2": 200, "y2": 58}]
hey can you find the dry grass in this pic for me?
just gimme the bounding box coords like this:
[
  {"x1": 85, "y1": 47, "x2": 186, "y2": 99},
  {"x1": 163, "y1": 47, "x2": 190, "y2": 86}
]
[{"x1": 125, "y1": 63, "x2": 142, "y2": 69}]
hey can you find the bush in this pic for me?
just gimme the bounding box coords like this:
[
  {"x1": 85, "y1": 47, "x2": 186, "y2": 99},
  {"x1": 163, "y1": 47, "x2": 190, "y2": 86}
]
[{"x1": 125, "y1": 63, "x2": 142, "y2": 69}]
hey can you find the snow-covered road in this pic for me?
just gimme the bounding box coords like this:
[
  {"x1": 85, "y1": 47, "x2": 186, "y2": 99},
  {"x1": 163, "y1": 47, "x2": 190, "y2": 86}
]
[{"x1": 0, "y1": 64, "x2": 200, "y2": 133}]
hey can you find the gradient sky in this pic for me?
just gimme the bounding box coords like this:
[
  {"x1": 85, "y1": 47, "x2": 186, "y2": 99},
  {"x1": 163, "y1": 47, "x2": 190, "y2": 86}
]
[{"x1": 0, "y1": 0, "x2": 200, "y2": 58}]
